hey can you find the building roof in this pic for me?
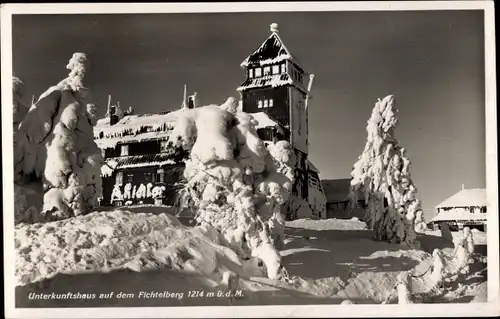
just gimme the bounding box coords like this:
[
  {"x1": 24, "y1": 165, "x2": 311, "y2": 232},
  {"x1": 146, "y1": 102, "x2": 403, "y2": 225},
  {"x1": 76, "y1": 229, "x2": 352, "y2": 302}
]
[
  {"x1": 105, "y1": 153, "x2": 184, "y2": 170},
  {"x1": 240, "y1": 23, "x2": 306, "y2": 73},
  {"x1": 237, "y1": 73, "x2": 308, "y2": 93},
  {"x1": 321, "y1": 178, "x2": 364, "y2": 203},
  {"x1": 429, "y1": 208, "x2": 487, "y2": 223},
  {"x1": 435, "y1": 188, "x2": 486, "y2": 209},
  {"x1": 94, "y1": 109, "x2": 186, "y2": 148},
  {"x1": 308, "y1": 161, "x2": 320, "y2": 173}
]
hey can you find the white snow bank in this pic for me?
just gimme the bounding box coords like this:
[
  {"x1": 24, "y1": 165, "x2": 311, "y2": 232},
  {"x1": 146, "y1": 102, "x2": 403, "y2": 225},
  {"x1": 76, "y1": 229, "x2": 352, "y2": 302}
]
[{"x1": 15, "y1": 210, "x2": 268, "y2": 287}]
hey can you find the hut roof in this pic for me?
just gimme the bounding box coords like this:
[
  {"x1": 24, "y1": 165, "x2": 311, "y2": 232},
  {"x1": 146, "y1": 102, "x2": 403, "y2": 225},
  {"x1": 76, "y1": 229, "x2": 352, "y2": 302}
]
[
  {"x1": 429, "y1": 208, "x2": 487, "y2": 223},
  {"x1": 435, "y1": 188, "x2": 486, "y2": 209}
]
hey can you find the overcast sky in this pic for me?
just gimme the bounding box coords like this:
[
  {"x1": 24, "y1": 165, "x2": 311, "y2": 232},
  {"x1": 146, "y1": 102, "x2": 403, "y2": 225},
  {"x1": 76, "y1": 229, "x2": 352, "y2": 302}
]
[{"x1": 12, "y1": 10, "x2": 486, "y2": 220}]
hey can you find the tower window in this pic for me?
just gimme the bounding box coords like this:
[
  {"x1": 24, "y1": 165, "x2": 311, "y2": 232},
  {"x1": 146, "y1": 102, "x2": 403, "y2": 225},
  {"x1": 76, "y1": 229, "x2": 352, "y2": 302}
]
[
  {"x1": 120, "y1": 144, "x2": 129, "y2": 156},
  {"x1": 281, "y1": 63, "x2": 286, "y2": 73},
  {"x1": 269, "y1": 99, "x2": 274, "y2": 107},
  {"x1": 263, "y1": 66, "x2": 271, "y2": 76},
  {"x1": 249, "y1": 69, "x2": 254, "y2": 78},
  {"x1": 258, "y1": 100, "x2": 263, "y2": 108},
  {"x1": 272, "y1": 65, "x2": 280, "y2": 74},
  {"x1": 255, "y1": 67, "x2": 262, "y2": 77},
  {"x1": 264, "y1": 100, "x2": 269, "y2": 108}
]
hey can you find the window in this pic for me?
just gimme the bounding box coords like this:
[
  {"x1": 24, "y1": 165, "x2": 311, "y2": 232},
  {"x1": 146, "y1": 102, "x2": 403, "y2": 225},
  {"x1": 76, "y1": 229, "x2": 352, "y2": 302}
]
[
  {"x1": 255, "y1": 67, "x2": 262, "y2": 77},
  {"x1": 269, "y1": 99, "x2": 274, "y2": 107},
  {"x1": 272, "y1": 65, "x2": 280, "y2": 74},
  {"x1": 120, "y1": 144, "x2": 129, "y2": 156},
  {"x1": 258, "y1": 100, "x2": 263, "y2": 108},
  {"x1": 144, "y1": 172, "x2": 152, "y2": 182},
  {"x1": 115, "y1": 171, "x2": 123, "y2": 185},
  {"x1": 263, "y1": 66, "x2": 271, "y2": 76},
  {"x1": 156, "y1": 168, "x2": 165, "y2": 183},
  {"x1": 264, "y1": 100, "x2": 269, "y2": 108},
  {"x1": 249, "y1": 69, "x2": 254, "y2": 78},
  {"x1": 127, "y1": 174, "x2": 133, "y2": 183},
  {"x1": 281, "y1": 63, "x2": 286, "y2": 73},
  {"x1": 160, "y1": 140, "x2": 169, "y2": 153}
]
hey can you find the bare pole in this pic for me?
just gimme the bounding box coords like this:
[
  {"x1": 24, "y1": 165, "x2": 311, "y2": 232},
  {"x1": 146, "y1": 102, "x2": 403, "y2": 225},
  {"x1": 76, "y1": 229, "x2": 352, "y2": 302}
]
[
  {"x1": 106, "y1": 94, "x2": 112, "y2": 116},
  {"x1": 305, "y1": 74, "x2": 315, "y2": 111},
  {"x1": 31, "y1": 94, "x2": 35, "y2": 106},
  {"x1": 182, "y1": 84, "x2": 188, "y2": 108}
]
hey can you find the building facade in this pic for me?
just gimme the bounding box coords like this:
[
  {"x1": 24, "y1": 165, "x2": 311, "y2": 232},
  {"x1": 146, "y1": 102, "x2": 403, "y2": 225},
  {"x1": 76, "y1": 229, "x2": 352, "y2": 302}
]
[{"x1": 237, "y1": 22, "x2": 314, "y2": 203}]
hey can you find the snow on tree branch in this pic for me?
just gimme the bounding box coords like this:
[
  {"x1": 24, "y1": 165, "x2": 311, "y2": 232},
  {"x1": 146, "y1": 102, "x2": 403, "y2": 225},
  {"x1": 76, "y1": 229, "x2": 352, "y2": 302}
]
[
  {"x1": 14, "y1": 53, "x2": 104, "y2": 222},
  {"x1": 172, "y1": 97, "x2": 295, "y2": 279},
  {"x1": 348, "y1": 95, "x2": 424, "y2": 246}
]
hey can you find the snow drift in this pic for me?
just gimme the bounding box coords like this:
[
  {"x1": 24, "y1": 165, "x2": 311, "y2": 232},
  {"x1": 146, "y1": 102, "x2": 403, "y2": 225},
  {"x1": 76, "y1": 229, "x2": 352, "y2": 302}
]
[
  {"x1": 14, "y1": 53, "x2": 104, "y2": 221},
  {"x1": 15, "y1": 210, "x2": 267, "y2": 287},
  {"x1": 348, "y1": 95, "x2": 424, "y2": 246},
  {"x1": 171, "y1": 97, "x2": 295, "y2": 279}
]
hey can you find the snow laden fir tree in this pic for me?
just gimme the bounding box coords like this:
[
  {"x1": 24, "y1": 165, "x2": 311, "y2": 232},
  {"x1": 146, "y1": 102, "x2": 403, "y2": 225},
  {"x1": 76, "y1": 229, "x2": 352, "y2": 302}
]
[
  {"x1": 171, "y1": 97, "x2": 295, "y2": 279},
  {"x1": 14, "y1": 53, "x2": 103, "y2": 221},
  {"x1": 348, "y1": 95, "x2": 426, "y2": 246}
]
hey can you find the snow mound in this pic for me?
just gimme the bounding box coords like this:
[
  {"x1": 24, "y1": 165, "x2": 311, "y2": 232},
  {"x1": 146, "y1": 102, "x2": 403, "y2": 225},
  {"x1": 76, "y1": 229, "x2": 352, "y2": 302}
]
[{"x1": 15, "y1": 210, "x2": 268, "y2": 287}]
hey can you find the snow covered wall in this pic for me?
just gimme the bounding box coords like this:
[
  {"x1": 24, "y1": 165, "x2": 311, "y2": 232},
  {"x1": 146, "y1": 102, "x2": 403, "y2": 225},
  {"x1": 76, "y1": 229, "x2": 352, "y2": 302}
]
[
  {"x1": 348, "y1": 95, "x2": 424, "y2": 246},
  {"x1": 14, "y1": 53, "x2": 104, "y2": 221},
  {"x1": 171, "y1": 97, "x2": 295, "y2": 279}
]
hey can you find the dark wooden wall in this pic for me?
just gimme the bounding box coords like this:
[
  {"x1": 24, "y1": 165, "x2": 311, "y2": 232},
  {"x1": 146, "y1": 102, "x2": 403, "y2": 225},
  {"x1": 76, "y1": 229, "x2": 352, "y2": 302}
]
[{"x1": 242, "y1": 86, "x2": 290, "y2": 128}]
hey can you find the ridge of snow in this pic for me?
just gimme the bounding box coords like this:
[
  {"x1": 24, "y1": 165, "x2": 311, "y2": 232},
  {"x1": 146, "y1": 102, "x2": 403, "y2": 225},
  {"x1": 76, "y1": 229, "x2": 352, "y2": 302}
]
[{"x1": 435, "y1": 188, "x2": 486, "y2": 209}]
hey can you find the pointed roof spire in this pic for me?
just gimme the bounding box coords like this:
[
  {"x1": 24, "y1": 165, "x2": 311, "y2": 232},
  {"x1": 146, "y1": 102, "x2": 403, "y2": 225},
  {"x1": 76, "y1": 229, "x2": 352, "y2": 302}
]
[{"x1": 240, "y1": 23, "x2": 306, "y2": 73}]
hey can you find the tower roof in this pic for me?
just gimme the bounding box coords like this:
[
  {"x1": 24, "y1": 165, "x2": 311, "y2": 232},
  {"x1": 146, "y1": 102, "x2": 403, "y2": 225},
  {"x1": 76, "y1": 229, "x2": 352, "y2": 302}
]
[{"x1": 241, "y1": 23, "x2": 306, "y2": 73}]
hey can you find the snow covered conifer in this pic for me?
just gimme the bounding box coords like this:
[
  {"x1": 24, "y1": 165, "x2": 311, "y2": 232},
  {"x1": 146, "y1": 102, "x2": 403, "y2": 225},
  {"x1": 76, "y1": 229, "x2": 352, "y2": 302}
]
[
  {"x1": 348, "y1": 95, "x2": 423, "y2": 246},
  {"x1": 172, "y1": 97, "x2": 295, "y2": 279},
  {"x1": 14, "y1": 53, "x2": 104, "y2": 219}
]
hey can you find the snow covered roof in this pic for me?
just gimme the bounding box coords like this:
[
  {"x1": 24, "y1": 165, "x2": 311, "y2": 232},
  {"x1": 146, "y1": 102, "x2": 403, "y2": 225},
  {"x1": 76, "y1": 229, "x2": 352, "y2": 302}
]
[
  {"x1": 321, "y1": 178, "x2": 364, "y2": 203},
  {"x1": 240, "y1": 23, "x2": 306, "y2": 73},
  {"x1": 430, "y1": 208, "x2": 487, "y2": 223},
  {"x1": 308, "y1": 161, "x2": 320, "y2": 173},
  {"x1": 237, "y1": 73, "x2": 308, "y2": 93},
  {"x1": 435, "y1": 188, "x2": 486, "y2": 209},
  {"x1": 251, "y1": 112, "x2": 284, "y2": 131},
  {"x1": 104, "y1": 153, "x2": 183, "y2": 170},
  {"x1": 94, "y1": 109, "x2": 188, "y2": 148}
]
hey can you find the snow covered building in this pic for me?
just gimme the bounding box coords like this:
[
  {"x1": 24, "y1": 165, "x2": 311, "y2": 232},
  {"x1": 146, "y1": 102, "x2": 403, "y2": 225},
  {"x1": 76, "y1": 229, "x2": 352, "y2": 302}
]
[
  {"x1": 428, "y1": 187, "x2": 487, "y2": 231},
  {"x1": 94, "y1": 23, "x2": 326, "y2": 218},
  {"x1": 321, "y1": 178, "x2": 367, "y2": 219},
  {"x1": 94, "y1": 92, "x2": 193, "y2": 207},
  {"x1": 237, "y1": 23, "x2": 326, "y2": 218}
]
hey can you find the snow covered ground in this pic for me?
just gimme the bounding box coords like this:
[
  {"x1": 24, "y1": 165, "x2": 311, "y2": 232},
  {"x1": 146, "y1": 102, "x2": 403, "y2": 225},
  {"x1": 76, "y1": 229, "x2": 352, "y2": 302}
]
[{"x1": 15, "y1": 211, "x2": 487, "y2": 307}]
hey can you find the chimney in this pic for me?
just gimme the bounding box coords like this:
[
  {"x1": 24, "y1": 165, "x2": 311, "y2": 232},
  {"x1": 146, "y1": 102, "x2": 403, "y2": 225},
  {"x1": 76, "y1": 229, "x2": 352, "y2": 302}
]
[
  {"x1": 462, "y1": 184, "x2": 465, "y2": 190},
  {"x1": 181, "y1": 84, "x2": 188, "y2": 109}
]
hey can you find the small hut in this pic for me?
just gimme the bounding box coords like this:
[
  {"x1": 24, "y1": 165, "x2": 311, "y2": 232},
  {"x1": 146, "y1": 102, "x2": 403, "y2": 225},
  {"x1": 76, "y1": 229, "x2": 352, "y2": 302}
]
[{"x1": 428, "y1": 187, "x2": 487, "y2": 232}]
